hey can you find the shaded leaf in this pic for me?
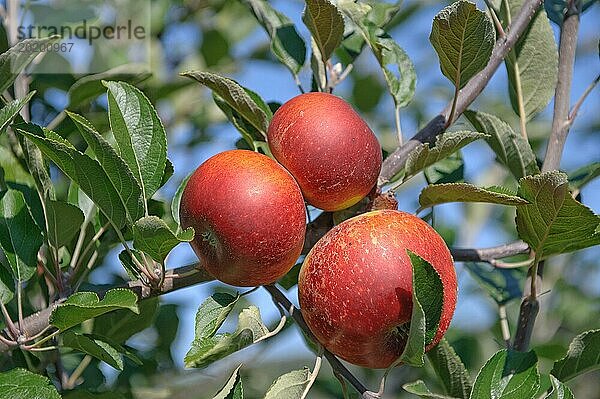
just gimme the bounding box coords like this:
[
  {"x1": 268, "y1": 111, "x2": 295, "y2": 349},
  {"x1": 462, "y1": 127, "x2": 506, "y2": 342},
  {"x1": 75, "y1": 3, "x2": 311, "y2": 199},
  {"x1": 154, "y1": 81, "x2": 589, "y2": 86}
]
[
  {"x1": 404, "y1": 131, "x2": 487, "y2": 181},
  {"x1": 213, "y1": 364, "x2": 244, "y2": 399},
  {"x1": 500, "y1": 0, "x2": 558, "y2": 120},
  {"x1": 62, "y1": 331, "x2": 141, "y2": 371},
  {"x1": 104, "y1": 81, "x2": 167, "y2": 200},
  {"x1": 0, "y1": 368, "x2": 61, "y2": 399},
  {"x1": 185, "y1": 306, "x2": 270, "y2": 368},
  {"x1": 0, "y1": 189, "x2": 43, "y2": 282},
  {"x1": 0, "y1": 36, "x2": 60, "y2": 93},
  {"x1": 403, "y1": 380, "x2": 459, "y2": 399},
  {"x1": 14, "y1": 124, "x2": 129, "y2": 228},
  {"x1": 470, "y1": 350, "x2": 539, "y2": 399},
  {"x1": 544, "y1": 0, "x2": 596, "y2": 25},
  {"x1": 0, "y1": 264, "x2": 14, "y2": 304},
  {"x1": 171, "y1": 173, "x2": 191, "y2": 227},
  {"x1": 568, "y1": 162, "x2": 600, "y2": 191},
  {"x1": 551, "y1": 329, "x2": 600, "y2": 382},
  {"x1": 263, "y1": 368, "x2": 311, "y2": 399},
  {"x1": 67, "y1": 111, "x2": 145, "y2": 224},
  {"x1": 242, "y1": 0, "x2": 306, "y2": 77},
  {"x1": 516, "y1": 171, "x2": 600, "y2": 259},
  {"x1": 182, "y1": 71, "x2": 270, "y2": 137},
  {"x1": 46, "y1": 199, "x2": 84, "y2": 248},
  {"x1": 0, "y1": 91, "x2": 35, "y2": 136},
  {"x1": 50, "y1": 288, "x2": 139, "y2": 331},
  {"x1": 118, "y1": 249, "x2": 143, "y2": 281},
  {"x1": 430, "y1": 1, "x2": 495, "y2": 89},
  {"x1": 94, "y1": 297, "x2": 158, "y2": 343},
  {"x1": 68, "y1": 64, "x2": 152, "y2": 106},
  {"x1": 425, "y1": 150, "x2": 464, "y2": 184},
  {"x1": 464, "y1": 263, "x2": 524, "y2": 305},
  {"x1": 303, "y1": 0, "x2": 344, "y2": 62},
  {"x1": 427, "y1": 339, "x2": 473, "y2": 399},
  {"x1": 418, "y1": 183, "x2": 528, "y2": 211},
  {"x1": 132, "y1": 216, "x2": 194, "y2": 263},
  {"x1": 464, "y1": 110, "x2": 539, "y2": 179}
]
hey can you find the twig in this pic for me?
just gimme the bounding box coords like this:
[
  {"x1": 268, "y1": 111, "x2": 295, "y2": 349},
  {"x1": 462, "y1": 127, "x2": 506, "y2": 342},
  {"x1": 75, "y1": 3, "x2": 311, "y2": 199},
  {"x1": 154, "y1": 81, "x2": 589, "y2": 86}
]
[
  {"x1": 541, "y1": 0, "x2": 581, "y2": 172},
  {"x1": 567, "y1": 74, "x2": 599, "y2": 127},
  {"x1": 301, "y1": 351, "x2": 323, "y2": 399},
  {"x1": 263, "y1": 285, "x2": 371, "y2": 396},
  {"x1": 379, "y1": 0, "x2": 544, "y2": 184},
  {"x1": 450, "y1": 240, "x2": 529, "y2": 262},
  {"x1": 0, "y1": 301, "x2": 19, "y2": 339},
  {"x1": 0, "y1": 263, "x2": 213, "y2": 353},
  {"x1": 498, "y1": 304, "x2": 511, "y2": 347},
  {"x1": 65, "y1": 355, "x2": 92, "y2": 389}
]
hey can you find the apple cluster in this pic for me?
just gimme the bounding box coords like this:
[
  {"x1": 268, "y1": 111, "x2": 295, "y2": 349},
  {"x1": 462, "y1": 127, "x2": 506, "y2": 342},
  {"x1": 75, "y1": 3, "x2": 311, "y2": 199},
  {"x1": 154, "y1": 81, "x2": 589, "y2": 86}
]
[{"x1": 179, "y1": 92, "x2": 457, "y2": 368}]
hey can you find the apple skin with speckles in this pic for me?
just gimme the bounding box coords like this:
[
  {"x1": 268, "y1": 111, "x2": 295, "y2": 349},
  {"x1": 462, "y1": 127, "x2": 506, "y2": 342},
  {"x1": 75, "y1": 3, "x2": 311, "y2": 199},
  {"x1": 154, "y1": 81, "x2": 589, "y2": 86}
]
[
  {"x1": 267, "y1": 92, "x2": 382, "y2": 211},
  {"x1": 179, "y1": 150, "x2": 306, "y2": 287},
  {"x1": 298, "y1": 210, "x2": 457, "y2": 368}
]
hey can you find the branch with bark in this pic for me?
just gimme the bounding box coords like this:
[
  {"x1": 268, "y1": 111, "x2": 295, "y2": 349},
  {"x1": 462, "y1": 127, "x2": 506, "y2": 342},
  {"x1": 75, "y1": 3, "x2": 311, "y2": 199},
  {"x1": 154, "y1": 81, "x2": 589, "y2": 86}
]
[{"x1": 379, "y1": 0, "x2": 544, "y2": 184}]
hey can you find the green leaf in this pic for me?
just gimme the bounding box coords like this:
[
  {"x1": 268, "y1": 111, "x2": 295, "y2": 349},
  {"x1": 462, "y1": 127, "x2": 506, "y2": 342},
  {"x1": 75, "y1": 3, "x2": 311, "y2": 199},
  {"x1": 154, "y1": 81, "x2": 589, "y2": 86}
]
[
  {"x1": 0, "y1": 91, "x2": 35, "y2": 136},
  {"x1": 429, "y1": 1, "x2": 495, "y2": 89},
  {"x1": 403, "y1": 380, "x2": 459, "y2": 399},
  {"x1": 470, "y1": 349, "x2": 539, "y2": 399},
  {"x1": 213, "y1": 91, "x2": 264, "y2": 147},
  {"x1": 63, "y1": 391, "x2": 127, "y2": 399},
  {"x1": 427, "y1": 339, "x2": 473, "y2": 399},
  {"x1": 0, "y1": 368, "x2": 61, "y2": 399},
  {"x1": 68, "y1": 64, "x2": 152, "y2": 107},
  {"x1": 94, "y1": 297, "x2": 158, "y2": 343},
  {"x1": 0, "y1": 189, "x2": 43, "y2": 282},
  {"x1": 242, "y1": 0, "x2": 306, "y2": 78},
  {"x1": 62, "y1": 331, "x2": 140, "y2": 370},
  {"x1": 195, "y1": 293, "x2": 241, "y2": 341},
  {"x1": 46, "y1": 199, "x2": 84, "y2": 248},
  {"x1": 104, "y1": 81, "x2": 168, "y2": 200},
  {"x1": 212, "y1": 364, "x2": 244, "y2": 399},
  {"x1": 544, "y1": 375, "x2": 574, "y2": 399},
  {"x1": 302, "y1": 0, "x2": 344, "y2": 62},
  {"x1": 500, "y1": 0, "x2": 558, "y2": 120},
  {"x1": 263, "y1": 368, "x2": 311, "y2": 399},
  {"x1": 464, "y1": 263, "x2": 524, "y2": 305},
  {"x1": 551, "y1": 329, "x2": 600, "y2": 382},
  {"x1": 418, "y1": 183, "x2": 528, "y2": 211},
  {"x1": 182, "y1": 71, "x2": 270, "y2": 137},
  {"x1": 171, "y1": 173, "x2": 191, "y2": 227},
  {"x1": 399, "y1": 251, "x2": 444, "y2": 367},
  {"x1": 50, "y1": 288, "x2": 139, "y2": 331},
  {"x1": 340, "y1": 2, "x2": 416, "y2": 108},
  {"x1": 424, "y1": 151, "x2": 464, "y2": 184},
  {"x1": 370, "y1": 33, "x2": 417, "y2": 109},
  {"x1": 409, "y1": 251, "x2": 444, "y2": 346},
  {"x1": 464, "y1": 110, "x2": 539, "y2": 179},
  {"x1": 516, "y1": 171, "x2": 600, "y2": 259},
  {"x1": 404, "y1": 131, "x2": 487, "y2": 182},
  {"x1": 14, "y1": 123, "x2": 129, "y2": 228},
  {"x1": 0, "y1": 36, "x2": 60, "y2": 94},
  {"x1": 568, "y1": 162, "x2": 600, "y2": 191},
  {"x1": 117, "y1": 249, "x2": 143, "y2": 281},
  {"x1": 0, "y1": 264, "x2": 14, "y2": 304},
  {"x1": 185, "y1": 306, "x2": 270, "y2": 368},
  {"x1": 67, "y1": 111, "x2": 145, "y2": 224},
  {"x1": 132, "y1": 216, "x2": 194, "y2": 263}
]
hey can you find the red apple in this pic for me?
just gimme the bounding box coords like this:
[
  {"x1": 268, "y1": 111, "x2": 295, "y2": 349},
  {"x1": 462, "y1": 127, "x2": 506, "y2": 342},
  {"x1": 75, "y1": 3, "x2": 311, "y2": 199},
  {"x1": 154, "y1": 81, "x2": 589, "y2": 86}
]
[
  {"x1": 267, "y1": 92, "x2": 382, "y2": 211},
  {"x1": 179, "y1": 150, "x2": 306, "y2": 286},
  {"x1": 298, "y1": 210, "x2": 457, "y2": 368}
]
